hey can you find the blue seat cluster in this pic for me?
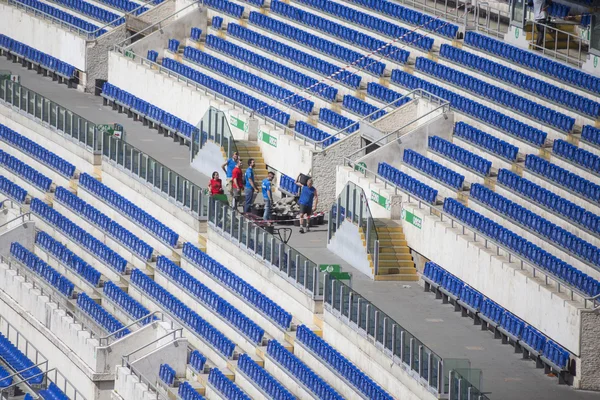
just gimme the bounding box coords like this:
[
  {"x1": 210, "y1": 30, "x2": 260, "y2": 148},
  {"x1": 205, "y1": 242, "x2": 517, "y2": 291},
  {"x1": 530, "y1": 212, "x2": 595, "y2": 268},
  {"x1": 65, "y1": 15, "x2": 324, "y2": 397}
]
[
  {"x1": 157, "y1": 256, "x2": 265, "y2": 344},
  {"x1": 464, "y1": 32, "x2": 600, "y2": 96},
  {"x1": 227, "y1": 23, "x2": 362, "y2": 89},
  {"x1": 404, "y1": 149, "x2": 465, "y2": 189},
  {"x1": 10, "y1": 242, "x2": 75, "y2": 297},
  {"x1": 439, "y1": 44, "x2": 600, "y2": 118},
  {"x1": 0, "y1": 35, "x2": 76, "y2": 77},
  {"x1": 130, "y1": 269, "x2": 236, "y2": 357},
  {"x1": 237, "y1": 354, "x2": 294, "y2": 400},
  {"x1": 319, "y1": 108, "x2": 358, "y2": 133},
  {"x1": 0, "y1": 365, "x2": 12, "y2": 388},
  {"x1": 345, "y1": 0, "x2": 458, "y2": 38},
  {"x1": 96, "y1": 0, "x2": 148, "y2": 14},
  {"x1": 168, "y1": 39, "x2": 180, "y2": 52},
  {"x1": 206, "y1": 34, "x2": 338, "y2": 101},
  {"x1": 190, "y1": 27, "x2": 202, "y2": 41},
  {"x1": 0, "y1": 176, "x2": 27, "y2": 203},
  {"x1": 30, "y1": 199, "x2": 128, "y2": 274},
  {"x1": 295, "y1": 121, "x2": 339, "y2": 147},
  {"x1": 159, "y1": 364, "x2": 175, "y2": 386},
  {"x1": 208, "y1": 368, "x2": 250, "y2": 400},
  {"x1": 453, "y1": 122, "x2": 518, "y2": 162},
  {"x1": 294, "y1": 0, "x2": 434, "y2": 51},
  {"x1": 378, "y1": 162, "x2": 438, "y2": 203},
  {"x1": 582, "y1": 125, "x2": 600, "y2": 146},
  {"x1": 471, "y1": 183, "x2": 600, "y2": 267},
  {"x1": 79, "y1": 173, "x2": 179, "y2": 247},
  {"x1": 183, "y1": 45, "x2": 315, "y2": 114},
  {"x1": 179, "y1": 382, "x2": 205, "y2": 400},
  {"x1": 189, "y1": 349, "x2": 207, "y2": 373},
  {"x1": 553, "y1": 139, "x2": 600, "y2": 174},
  {"x1": 391, "y1": 69, "x2": 548, "y2": 147},
  {"x1": 0, "y1": 150, "x2": 52, "y2": 192},
  {"x1": 204, "y1": 0, "x2": 244, "y2": 18},
  {"x1": 279, "y1": 173, "x2": 300, "y2": 195},
  {"x1": 36, "y1": 231, "x2": 101, "y2": 287},
  {"x1": 423, "y1": 262, "x2": 570, "y2": 368},
  {"x1": 342, "y1": 95, "x2": 386, "y2": 120},
  {"x1": 102, "y1": 83, "x2": 198, "y2": 139},
  {"x1": 248, "y1": 11, "x2": 387, "y2": 75},
  {"x1": 54, "y1": 186, "x2": 154, "y2": 261},
  {"x1": 77, "y1": 292, "x2": 130, "y2": 338},
  {"x1": 497, "y1": 169, "x2": 600, "y2": 236},
  {"x1": 367, "y1": 82, "x2": 410, "y2": 108},
  {"x1": 547, "y1": 3, "x2": 569, "y2": 18},
  {"x1": 525, "y1": 154, "x2": 600, "y2": 204},
  {"x1": 443, "y1": 198, "x2": 600, "y2": 297},
  {"x1": 183, "y1": 243, "x2": 293, "y2": 329},
  {"x1": 161, "y1": 57, "x2": 290, "y2": 125},
  {"x1": 103, "y1": 281, "x2": 153, "y2": 324},
  {"x1": 415, "y1": 57, "x2": 575, "y2": 132},
  {"x1": 429, "y1": 135, "x2": 491, "y2": 176},
  {"x1": 0, "y1": 124, "x2": 76, "y2": 178},
  {"x1": 52, "y1": 0, "x2": 124, "y2": 26},
  {"x1": 581, "y1": 14, "x2": 592, "y2": 27},
  {"x1": 39, "y1": 383, "x2": 69, "y2": 400},
  {"x1": 0, "y1": 332, "x2": 43, "y2": 384},
  {"x1": 212, "y1": 16, "x2": 223, "y2": 30},
  {"x1": 267, "y1": 340, "x2": 342, "y2": 399},
  {"x1": 296, "y1": 325, "x2": 392, "y2": 399},
  {"x1": 147, "y1": 50, "x2": 158, "y2": 63},
  {"x1": 16, "y1": 0, "x2": 107, "y2": 36}
]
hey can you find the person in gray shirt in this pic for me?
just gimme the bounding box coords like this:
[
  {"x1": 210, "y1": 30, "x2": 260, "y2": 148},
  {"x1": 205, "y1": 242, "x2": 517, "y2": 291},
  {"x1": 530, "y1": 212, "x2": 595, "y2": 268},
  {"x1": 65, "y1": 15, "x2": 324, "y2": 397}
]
[{"x1": 533, "y1": 0, "x2": 552, "y2": 47}]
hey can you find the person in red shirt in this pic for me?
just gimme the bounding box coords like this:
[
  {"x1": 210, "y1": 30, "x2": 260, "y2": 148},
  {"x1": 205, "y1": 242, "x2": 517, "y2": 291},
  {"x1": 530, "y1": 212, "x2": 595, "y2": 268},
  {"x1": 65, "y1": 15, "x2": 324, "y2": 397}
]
[
  {"x1": 231, "y1": 159, "x2": 243, "y2": 210},
  {"x1": 208, "y1": 171, "x2": 224, "y2": 196}
]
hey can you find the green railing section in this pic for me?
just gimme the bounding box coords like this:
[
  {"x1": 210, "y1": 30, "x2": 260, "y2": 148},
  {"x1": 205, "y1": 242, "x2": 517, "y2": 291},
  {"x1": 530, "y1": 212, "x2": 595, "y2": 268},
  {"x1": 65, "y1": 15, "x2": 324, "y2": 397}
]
[{"x1": 192, "y1": 106, "x2": 239, "y2": 161}]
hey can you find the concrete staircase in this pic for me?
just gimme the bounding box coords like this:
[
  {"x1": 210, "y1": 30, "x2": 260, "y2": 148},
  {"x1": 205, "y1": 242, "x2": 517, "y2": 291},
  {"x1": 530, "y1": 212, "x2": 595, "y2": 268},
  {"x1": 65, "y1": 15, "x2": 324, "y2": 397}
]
[{"x1": 234, "y1": 140, "x2": 269, "y2": 182}]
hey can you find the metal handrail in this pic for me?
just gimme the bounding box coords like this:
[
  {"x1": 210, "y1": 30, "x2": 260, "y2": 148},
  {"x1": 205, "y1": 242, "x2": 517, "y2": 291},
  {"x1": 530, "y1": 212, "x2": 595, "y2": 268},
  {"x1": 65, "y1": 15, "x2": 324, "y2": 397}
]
[
  {"x1": 98, "y1": 311, "x2": 166, "y2": 346},
  {"x1": 527, "y1": 19, "x2": 587, "y2": 67},
  {"x1": 0, "y1": 212, "x2": 31, "y2": 229}
]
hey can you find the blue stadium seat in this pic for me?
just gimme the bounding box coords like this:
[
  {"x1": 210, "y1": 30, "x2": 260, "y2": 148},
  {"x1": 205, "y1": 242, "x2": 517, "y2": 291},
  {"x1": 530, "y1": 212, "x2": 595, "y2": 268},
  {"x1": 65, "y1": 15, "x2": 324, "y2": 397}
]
[
  {"x1": 404, "y1": 149, "x2": 465, "y2": 189},
  {"x1": 453, "y1": 122, "x2": 519, "y2": 162},
  {"x1": 318, "y1": 108, "x2": 357, "y2": 133},
  {"x1": 189, "y1": 350, "x2": 207, "y2": 373},
  {"x1": 378, "y1": 162, "x2": 438, "y2": 204},
  {"x1": 279, "y1": 173, "x2": 300, "y2": 195},
  {"x1": 39, "y1": 382, "x2": 69, "y2": 400},
  {"x1": 159, "y1": 364, "x2": 176, "y2": 386},
  {"x1": 553, "y1": 139, "x2": 600, "y2": 175},
  {"x1": 582, "y1": 125, "x2": 600, "y2": 146},
  {"x1": 295, "y1": 121, "x2": 339, "y2": 147},
  {"x1": 0, "y1": 365, "x2": 12, "y2": 388},
  {"x1": 428, "y1": 135, "x2": 492, "y2": 176},
  {"x1": 0, "y1": 150, "x2": 52, "y2": 192},
  {"x1": 342, "y1": 95, "x2": 386, "y2": 120},
  {"x1": 103, "y1": 281, "x2": 154, "y2": 324},
  {"x1": 237, "y1": 354, "x2": 294, "y2": 400},
  {"x1": 0, "y1": 332, "x2": 43, "y2": 384},
  {"x1": 367, "y1": 82, "x2": 411, "y2": 107},
  {"x1": 204, "y1": 0, "x2": 244, "y2": 18},
  {"x1": 0, "y1": 175, "x2": 27, "y2": 203},
  {"x1": 178, "y1": 381, "x2": 205, "y2": 400},
  {"x1": 208, "y1": 369, "x2": 250, "y2": 399},
  {"x1": 77, "y1": 293, "x2": 130, "y2": 338},
  {"x1": 0, "y1": 35, "x2": 76, "y2": 77}
]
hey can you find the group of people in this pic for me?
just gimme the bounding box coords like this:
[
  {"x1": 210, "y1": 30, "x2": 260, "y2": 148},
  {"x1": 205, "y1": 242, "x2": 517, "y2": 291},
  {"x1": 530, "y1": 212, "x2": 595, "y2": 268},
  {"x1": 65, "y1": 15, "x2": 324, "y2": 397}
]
[{"x1": 208, "y1": 152, "x2": 318, "y2": 233}]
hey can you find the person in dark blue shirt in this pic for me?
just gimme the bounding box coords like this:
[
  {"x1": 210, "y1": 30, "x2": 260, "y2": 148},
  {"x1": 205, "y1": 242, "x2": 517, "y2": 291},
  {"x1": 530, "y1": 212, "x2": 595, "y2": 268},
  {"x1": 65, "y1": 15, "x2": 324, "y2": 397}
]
[
  {"x1": 262, "y1": 171, "x2": 275, "y2": 221},
  {"x1": 244, "y1": 158, "x2": 257, "y2": 213},
  {"x1": 296, "y1": 177, "x2": 318, "y2": 233},
  {"x1": 221, "y1": 151, "x2": 239, "y2": 198}
]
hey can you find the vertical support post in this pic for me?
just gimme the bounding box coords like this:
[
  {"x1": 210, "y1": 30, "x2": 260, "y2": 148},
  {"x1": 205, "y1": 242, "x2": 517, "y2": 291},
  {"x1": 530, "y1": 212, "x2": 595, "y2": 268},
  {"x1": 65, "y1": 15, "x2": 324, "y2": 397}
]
[{"x1": 374, "y1": 240, "x2": 380, "y2": 277}]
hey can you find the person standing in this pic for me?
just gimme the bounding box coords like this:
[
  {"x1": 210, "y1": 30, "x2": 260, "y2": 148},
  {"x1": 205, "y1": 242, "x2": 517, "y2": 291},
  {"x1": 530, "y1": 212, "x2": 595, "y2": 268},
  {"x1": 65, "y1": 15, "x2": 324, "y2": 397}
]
[
  {"x1": 231, "y1": 159, "x2": 243, "y2": 210},
  {"x1": 533, "y1": 0, "x2": 552, "y2": 48},
  {"x1": 262, "y1": 172, "x2": 275, "y2": 221},
  {"x1": 222, "y1": 151, "x2": 239, "y2": 197},
  {"x1": 208, "y1": 171, "x2": 224, "y2": 195},
  {"x1": 244, "y1": 158, "x2": 258, "y2": 213},
  {"x1": 296, "y1": 177, "x2": 318, "y2": 233}
]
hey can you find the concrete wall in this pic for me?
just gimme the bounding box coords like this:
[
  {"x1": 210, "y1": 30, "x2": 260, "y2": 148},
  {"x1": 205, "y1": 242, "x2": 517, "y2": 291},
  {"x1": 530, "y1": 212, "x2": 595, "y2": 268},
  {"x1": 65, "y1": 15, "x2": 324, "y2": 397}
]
[
  {"x1": 0, "y1": 220, "x2": 35, "y2": 257},
  {"x1": 130, "y1": 338, "x2": 188, "y2": 386},
  {"x1": 191, "y1": 140, "x2": 225, "y2": 183},
  {"x1": 578, "y1": 311, "x2": 600, "y2": 390},
  {"x1": 327, "y1": 218, "x2": 372, "y2": 278},
  {"x1": 256, "y1": 124, "x2": 314, "y2": 180},
  {"x1": 86, "y1": 26, "x2": 127, "y2": 92}
]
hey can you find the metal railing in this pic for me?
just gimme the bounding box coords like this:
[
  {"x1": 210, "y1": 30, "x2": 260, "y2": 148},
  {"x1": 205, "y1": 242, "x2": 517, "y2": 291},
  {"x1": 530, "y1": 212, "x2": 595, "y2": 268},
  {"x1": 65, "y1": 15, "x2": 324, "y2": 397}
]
[
  {"x1": 0, "y1": 212, "x2": 31, "y2": 229},
  {"x1": 193, "y1": 106, "x2": 239, "y2": 161},
  {"x1": 0, "y1": 79, "x2": 101, "y2": 153},
  {"x1": 475, "y1": 2, "x2": 510, "y2": 38},
  {"x1": 208, "y1": 197, "x2": 323, "y2": 299},
  {"x1": 97, "y1": 311, "x2": 168, "y2": 347},
  {"x1": 528, "y1": 20, "x2": 587, "y2": 67}
]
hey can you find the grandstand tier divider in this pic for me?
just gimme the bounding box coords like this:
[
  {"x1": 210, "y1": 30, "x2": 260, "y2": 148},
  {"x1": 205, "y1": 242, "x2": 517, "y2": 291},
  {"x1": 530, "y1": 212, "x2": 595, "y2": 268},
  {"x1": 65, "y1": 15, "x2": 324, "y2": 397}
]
[
  {"x1": 400, "y1": 162, "x2": 464, "y2": 199},
  {"x1": 427, "y1": 149, "x2": 490, "y2": 186},
  {"x1": 451, "y1": 134, "x2": 517, "y2": 172},
  {"x1": 549, "y1": 150, "x2": 600, "y2": 185},
  {"x1": 0, "y1": 164, "x2": 54, "y2": 199}
]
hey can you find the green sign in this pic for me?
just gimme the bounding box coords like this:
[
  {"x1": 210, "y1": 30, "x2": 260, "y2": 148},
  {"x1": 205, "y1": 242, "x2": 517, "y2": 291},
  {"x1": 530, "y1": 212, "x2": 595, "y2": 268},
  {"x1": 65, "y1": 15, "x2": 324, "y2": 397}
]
[
  {"x1": 0, "y1": 72, "x2": 19, "y2": 83},
  {"x1": 402, "y1": 208, "x2": 422, "y2": 229},
  {"x1": 595, "y1": 56, "x2": 599, "y2": 68},
  {"x1": 259, "y1": 131, "x2": 277, "y2": 147},
  {"x1": 230, "y1": 116, "x2": 248, "y2": 132},
  {"x1": 125, "y1": 50, "x2": 136, "y2": 60},
  {"x1": 514, "y1": 27, "x2": 519, "y2": 39},
  {"x1": 319, "y1": 264, "x2": 341, "y2": 273},
  {"x1": 330, "y1": 271, "x2": 351, "y2": 280},
  {"x1": 354, "y1": 162, "x2": 367, "y2": 173},
  {"x1": 370, "y1": 190, "x2": 389, "y2": 210},
  {"x1": 97, "y1": 123, "x2": 125, "y2": 139}
]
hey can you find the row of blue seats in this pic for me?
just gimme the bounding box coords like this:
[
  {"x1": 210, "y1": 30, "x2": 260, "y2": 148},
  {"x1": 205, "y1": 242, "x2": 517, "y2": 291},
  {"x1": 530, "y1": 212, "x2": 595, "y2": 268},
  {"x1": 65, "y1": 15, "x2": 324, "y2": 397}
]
[
  {"x1": 55, "y1": 186, "x2": 154, "y2": 261},
  {"x1": 39, "y1": 383, "x2": 69, "y2": 400},
  {"x1": 96, "y1": 0, "x2": 148, "y2": 14},
  {"x1": 0, "y1": 175, "x2": 27, "y2": 203},
  {"x1": 0, "y1": 365, "x2": 12, "y2": 388},
  {"x1": 470, "y1": 183, "x2": 600, "y2": 268},
  {"x1": 189, "y1": 349, "x2": 207, "y2": 373},
  {"x1": 366, "y1": 82, "x2": 411, "y2": 108},
  {"x1": 167, "y1": 38, "x2": 179, "y2": 52},
  {"x1": 159, "y1": 363, "x2": 175, "y2": 386},
  {"x1": 226, "y1": 23, "x2": 362, "y2": 89},
  {"x1": 582, "y1": 125, "x2": 600, "y2": 147},
  {"x1": 16, "y1": 0, "x2": 106, "y2": 36},
  {"x1": 296, "y1": 325, "x2": 392, "y2": 399},
  {"x1": 79, "y1": 173, "x2": 179, "y2": 247},
  {"x1": 547, "y1": 2, "x2": 569, "y2": 18},
  {"x1": 77, "y1": 292, "x2": 130, "y2": 338},
  {"x1": 30, "y1": 199, "x2": 128, "y2": 274},
  {"x1": 525, "y1": 154, "x2": 600, "y2": 204},
  {"x1": 146, "y1": 50, "x2": 158, "y2": 63},
  {"x1": 0, "y1": 150, "x2": 52, "y2": 192},
  {"x1": 103, "y1": 281, "x2": 154, "y2": 324},
  {"x1": 102, "y1": 82, "x2": 198, "y2": 139},
  {"x1": 293, "y1": 0, "x2": 434, "y2": 51},
  {"x1": 182, "y1": 45, "x2": 315, "y2": 114},
  {"x1": 429, "y1": 135, "x2": 492, "y2": 176},
  {"x1": 342, "y1": 95, "x2": 386, "y2": 120},
  {"x1": 208, "y1": 368, "x2": 250, "y2": 400},
  {"x1": 415, "y1": 57, "x2": 575, "y2": 132},
  {"x1": 0, "y1": 35, "x2": 76, "y2": 77},
  {"x1": 161, "y1": 57, "x2": 290, "y2": 126},
  {"x1": 497, "y1": 169, "x2": 600, "y2": 236},
  {"x1": 391, "y1": 69, "x2": 548, "y2": 147},
  {"x1": 424, "y1": 262, "x2": 570, "y2": 368},
  {"x1": 130, "y1": 269, "x2": 237, "y2": 358},
  {"x1": 443, "y1": 198, "x2": 600, "y2": 297},
  {"x1": 248, "y1": 11, "x2": 387, "y2": 75},
  {"x1": 183, "y1": 243, "x2": 293, "y2": 330},
  {"x1": 404, "y1": 149, "x2": 465, "y2": 189},
  {"x1": 0, "y1": 124, "x2": 76, "y2": 178},
  {"x1": 378, "y1": 162, "x2": 438, "y2": 204},
  {"x1": 178, "y1": 382, "x2": 205, "y2": 400},
  {"x1": 0, "y1": 332, "x2": 43, "y2": 384},
  {"x1": 10, "y1": 242, "x2": 75, "y2": 297},
  {"x1": 439, "y1": 44, "x2": 600, "y2": 118},
  {"x1": 345, "y1": 0, "x2": 458, "y2": 39},
  {"x1": 464, "y1": 32, "x2": 600, "y2": 96},
  {"x1": 237, "y1": 353, "x2": 294, "y2": 400},
  {"x1": 190, "y1": 27, "x2": 202, "y2": 41},
  {"x1": 53, "y1": 0, "x2": 124, "y2": 26},
  {"x1": 553, "y1": 139, "x2": 600, "y2": 174},
  {"x1": 453, "y1": 121, "x2": 519, "y2": 162},
  {"x1": 279, "y1": 173, "x2": 300, "y2": 195},
  {"x1": 267, "y1": 340, "x2": 342, "y2": 399},
  {"x1": 319, "y1": 108, "x2": 358, "y2": 133},
  {"x1": 36, "y1": 231, "x2": 101, "y2": 287},
  {"x1": 204, "y1": 0, "x2": 244, "y2": 18},
  {"x1": 205, "y1": 34, "x2": 338, "y2": 101},
  {"x1": 295, "y1": 121, "x2": 339, "y2": 147},
  {"x1": 157, "y1": 256, "x2": 265, "y2": 344}
]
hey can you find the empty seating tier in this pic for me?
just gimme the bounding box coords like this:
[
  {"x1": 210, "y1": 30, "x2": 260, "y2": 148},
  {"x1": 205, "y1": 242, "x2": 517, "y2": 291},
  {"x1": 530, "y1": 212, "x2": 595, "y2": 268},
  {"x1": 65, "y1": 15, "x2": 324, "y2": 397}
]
[
  {"x1": 378, "y1": 162, "x2": 438, "y2": 204},
  {"x1": 582, "y1": 125, "x2": 600, "y2": 147},
  {"x1": 0, "y1": 175, "x2": 27, "y2": 203},
  {"x1": 49, "y1": 0, "x2": 125, "y2": 26},
  {"x1": 404, "y1": 149, "x2": 465, "y2": 189},
  {"x1": 159, "y1": 363, "x2": 175, "y2": 386},
  {"x1": 39, "y1": 382, "x2": 69, "y2": 400},
  {"x1": 77, "y1": 292, "x2": 130, "y2": 338},
  {"x1": 553, "y1": 139, "x2": 600, "y2": 175},
  {"x1": 366, "y1": 82, "x2": 410, "y2": 107},
  {"x1": 103, "y1": 281, "x2": 154, "y2": 324},
  {"x1": 0, "y1": 366, "x2": 12, "y2": 388},
  {"x1": 208, "y1": 368, "x2": 250, "y2": 400},
  {"x1": 0, "y1": 35, "x2": 76, "y2": 77},
  {"x1": 189, "y1": 349, "x2": 207, "y2": 373},
  {"x1": 16, "y1": 0, "x2": 107, "y2": 36},
  {"x1": 453, "y1": 122, "x2": 519, "y2": 162},
  {"x1": 428, "y1": 135, "x2": 492, "y2": 176},
  {"x1": 342, "y1": 95, "x2": 386, "y2": 120},
  {"x1": 0, "y1": 332, "x2": 44, "y2": 384},
  {"x1": 319, "y1": 108, "x2": 357, "y2": 133},
  {"x1": 237, "y1": 353, "x2": 294, "y2": 400},
  {"x1": 0, "y1": 150, "x2": 52, "y2": 192},
  {"x1": 178, "y1": 381, "x2": 205, "y2": 400},
  {"x1": 294, "y1": 121, "x2": 339, "y2": 147}
]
